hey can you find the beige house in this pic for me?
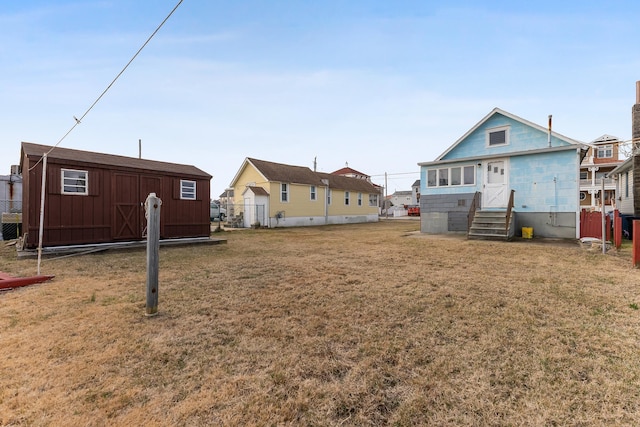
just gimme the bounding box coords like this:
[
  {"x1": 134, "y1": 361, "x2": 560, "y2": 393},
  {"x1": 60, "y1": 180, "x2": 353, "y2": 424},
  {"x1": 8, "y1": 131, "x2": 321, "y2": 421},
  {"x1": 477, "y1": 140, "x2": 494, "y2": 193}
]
[
  {"x1": 579, "y1": 135, "x2": 624, "y2": 212},
  {"x1": 228, "y1": 158, "x2": 380, "y2": 228}
]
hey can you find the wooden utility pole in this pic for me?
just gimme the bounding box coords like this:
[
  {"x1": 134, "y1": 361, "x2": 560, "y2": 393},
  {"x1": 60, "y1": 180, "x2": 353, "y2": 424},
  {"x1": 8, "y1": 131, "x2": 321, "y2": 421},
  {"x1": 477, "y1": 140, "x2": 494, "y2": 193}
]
[{"x1": 145, "y1": 193, "x2": 162, "y2": 316}]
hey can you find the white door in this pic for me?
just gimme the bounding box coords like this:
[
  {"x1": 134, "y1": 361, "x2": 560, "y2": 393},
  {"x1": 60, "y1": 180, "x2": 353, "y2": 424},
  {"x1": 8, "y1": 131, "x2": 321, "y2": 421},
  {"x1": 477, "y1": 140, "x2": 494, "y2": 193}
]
[
  {"x1": 483, "y1": 159, "x2": 508, "y2": 208},
  {"x1": 243, "y1": 196, "x2": 254, "y2": 228}
]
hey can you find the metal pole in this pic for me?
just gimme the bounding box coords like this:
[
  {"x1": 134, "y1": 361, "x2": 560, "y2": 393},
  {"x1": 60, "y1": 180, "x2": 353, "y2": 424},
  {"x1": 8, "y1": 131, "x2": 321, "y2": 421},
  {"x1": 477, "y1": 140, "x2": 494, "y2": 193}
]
[
  {"x1": 145, "y1": 192, "x2": 161, "y2": 316},
  {"x1": 601, "y1": 178, "x2": 606, "y2": 254},
  {"x1": 37, "y1": 154, "x2": 47, "y2": 275},
  {"x1": 385, "y1": 172, "x2": 388, "y2": 219}
]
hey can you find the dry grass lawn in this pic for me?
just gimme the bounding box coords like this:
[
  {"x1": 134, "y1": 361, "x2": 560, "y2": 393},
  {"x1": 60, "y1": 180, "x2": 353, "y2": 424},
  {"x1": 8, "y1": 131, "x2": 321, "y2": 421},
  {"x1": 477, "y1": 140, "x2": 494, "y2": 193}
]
[{"x1": 1, "y1": 220, "x2": 640, "y2": 426}]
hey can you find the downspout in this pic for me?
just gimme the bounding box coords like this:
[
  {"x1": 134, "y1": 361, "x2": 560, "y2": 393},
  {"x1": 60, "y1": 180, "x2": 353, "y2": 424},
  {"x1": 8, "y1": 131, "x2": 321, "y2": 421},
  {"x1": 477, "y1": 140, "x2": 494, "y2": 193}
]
[
  {"x1": 322, "y1": 179, "x2": 329, "y2": 224},
  {"x1": 548, "y1": 115, "x2": 552, "y2": 147}
]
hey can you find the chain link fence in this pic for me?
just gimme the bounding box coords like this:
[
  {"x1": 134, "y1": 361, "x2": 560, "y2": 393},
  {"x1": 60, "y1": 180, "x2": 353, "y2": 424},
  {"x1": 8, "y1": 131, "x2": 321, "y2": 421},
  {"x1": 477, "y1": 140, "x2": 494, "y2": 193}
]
[
  {"x1": 1, "y1": 199, "x2": 22, "y2": 240},
  {"x1": 218, "y1": 203, "x2": 267, "y2": 228}
]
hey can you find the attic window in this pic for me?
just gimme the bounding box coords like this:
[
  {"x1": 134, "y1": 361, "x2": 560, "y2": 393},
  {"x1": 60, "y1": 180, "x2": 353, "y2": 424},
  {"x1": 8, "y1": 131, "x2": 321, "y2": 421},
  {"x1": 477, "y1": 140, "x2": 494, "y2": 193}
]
[
  {"x1": 486, "y1": 126, "x2": 509, "y2": 147},
  {"x1": 61, "y1": 169, "x2": 88, "y2": 195},
  {"x1": 180, "y1": 180, "x2": 196, "y2": 200},
  {"x1": 597, "y1": 144, "x2": 613, "y2": 159}
]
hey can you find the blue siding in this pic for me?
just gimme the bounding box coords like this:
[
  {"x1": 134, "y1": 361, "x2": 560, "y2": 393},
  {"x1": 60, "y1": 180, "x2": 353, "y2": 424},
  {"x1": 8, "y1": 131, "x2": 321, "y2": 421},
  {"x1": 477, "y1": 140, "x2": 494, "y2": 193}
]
[
  {"x1": 510, "y1": 150, "x2": 579, "y2": 212},
  {"x1": 441, "y1": 113, "x2": 572, "y2": 161}
]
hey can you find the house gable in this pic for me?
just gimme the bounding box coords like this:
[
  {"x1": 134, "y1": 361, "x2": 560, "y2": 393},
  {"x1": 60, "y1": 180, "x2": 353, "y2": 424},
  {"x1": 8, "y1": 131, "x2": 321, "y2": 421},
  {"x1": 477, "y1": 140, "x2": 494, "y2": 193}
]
[{"x1": 434, "y1": 108, "x2": 582, "y2": 162}]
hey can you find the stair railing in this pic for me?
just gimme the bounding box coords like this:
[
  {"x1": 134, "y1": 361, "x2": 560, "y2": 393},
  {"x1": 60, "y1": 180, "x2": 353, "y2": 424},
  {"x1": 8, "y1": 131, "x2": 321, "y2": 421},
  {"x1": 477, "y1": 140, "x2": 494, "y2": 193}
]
[
  {"x1": 467, "y1": 191, "x2": 481, "y2": 236},
  {"x1": 505, "y1": 189, "x2": 516, "y2": 233}
]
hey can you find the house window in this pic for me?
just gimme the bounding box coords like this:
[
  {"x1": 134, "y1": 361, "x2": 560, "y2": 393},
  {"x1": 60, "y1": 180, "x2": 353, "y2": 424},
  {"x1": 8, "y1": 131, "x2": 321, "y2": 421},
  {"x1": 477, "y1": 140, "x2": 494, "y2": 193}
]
[
  {"x1": 438, "y1": 168, "x2": 448, "y2": 186},
  {"x1": 427, "y1": 170, "x2": 437, "y2": 187},
  {"x1": 428, "y1": 165, "x2": 475, "y2": 187},
  {"x1": 451, "y1": 167, "x2": 461, "y2": 186},
  {"x1": 180, "y1": 180, "x2": 196, "y2": 200},
  {"x1": 345, "y1": 191, "x2": 350, "y2": 205},
  {"x1": 463, "y1": 166, "x2": 474, "y2": 185},
  {"x1": 310, "y1": 185, "x2": 317, "y2": 201},
  {"x1": 281, "y1": 183, "x2": 289, "y2": 202},
  {"x1": 486, "y1": 126, "x2": 509, "y2": 147},
  {"x1": 357, "y1": 192, "x2": 362, "y2": 206},
  {"x1": 580, "y1": 192, "x2": 587, "y2": 201},
  {"x1": 327, "y1": 189, "x2": 331, "y2": 205},
  {"x1": 580, "y1": 171, "x2": 588, "y2": 180},
  {"x1": 62, "y1": 169, "x2": 88, "y2": 195},
  {"x1": 369, "y1": 194, "x2": 378, "y2": 206},
  {"x1": 597, "y1": 145, "x2": 613, "y2": 159},
  {"x1": 624, "y1": 172, "x2": 629, "y2": 197}
]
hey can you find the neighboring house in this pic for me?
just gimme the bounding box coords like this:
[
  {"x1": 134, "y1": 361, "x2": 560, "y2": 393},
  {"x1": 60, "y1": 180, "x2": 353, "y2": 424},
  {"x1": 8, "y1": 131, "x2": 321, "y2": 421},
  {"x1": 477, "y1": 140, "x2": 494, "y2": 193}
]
[
  {"x1": 610, "y1": 157, "x2": 634, "y2": 214},
  {"x1": 0, "y1": 168, "x2": 23, "y2": 241},
  {"x1": 331, "y1": 165, "x2": 371, "y2": 181},
  {"x1": 228, "y1": 158, "x2": 379, "y2": 227},
  {"x1": 390, "y1": 190, "x2": 413, "y2": 207},
  {"x1": 0, "y1": 168, "x2": 22, "y2": 214},
  {"x1": 332, "y1": 165, "x2": 384, "y2": 209},
  {"x1": 20, "y1": 142, "x2": 211, "y2": 248},
  {"x1": 418, "y1": 108, "x2": 588, "y2": 239},
  {"x1": 411, "y1": 180, "x2": 420, "y2": 205},
  {"x1": 579, "y1": 135, "x2": 623, "y2": 212}
]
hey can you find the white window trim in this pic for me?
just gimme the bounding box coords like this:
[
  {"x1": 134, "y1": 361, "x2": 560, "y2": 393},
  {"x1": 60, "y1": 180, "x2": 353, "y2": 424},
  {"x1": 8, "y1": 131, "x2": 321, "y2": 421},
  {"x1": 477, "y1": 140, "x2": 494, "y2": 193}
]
[
  {"x1": 427, "y1": 165, "x2": 476, "y2": 188},
  {"x1": 597, "y1": 144, "x2": 613, "y2": 159},
  {"x1": 368, "y1": 193, "x2": 378, "y2": 207},
  {"x1": 327, "y1": 188, "x2": 332, "y2": 205},
  {"x1": 310, "y1": 185, "x2": 317, "y2": 201},
  {"x1": 485, "y1": 125, "x2": 510, "y2": 148},
  {"x1": 180, "y1": 179, "x2": 196, "y2": 200},
  {"x1": 357, "y1": 192, "x2": 362, "y2": 206},
  {"x1": 344, "y1": 191, "x2": 350, "y2": 206},
  {"x1": 61, "y1": 168, "x2": 88, "y2": 195},
  {"x1": 280, "y1": 183, "x2": 289, "y2": 203}
]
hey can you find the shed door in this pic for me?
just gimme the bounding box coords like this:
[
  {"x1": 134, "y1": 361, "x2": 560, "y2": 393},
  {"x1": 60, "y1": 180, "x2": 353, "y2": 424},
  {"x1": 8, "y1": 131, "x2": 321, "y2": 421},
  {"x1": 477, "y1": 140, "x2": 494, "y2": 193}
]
[
  {"x1": 114, "y1": 173, "x2": 140, "y2": 240},
  {"x1": 140, "y1": 176, "x2": 163, "y2": 237},
  {"x1": 483, "y1": 159, "x2": 508, "y2": 208}
]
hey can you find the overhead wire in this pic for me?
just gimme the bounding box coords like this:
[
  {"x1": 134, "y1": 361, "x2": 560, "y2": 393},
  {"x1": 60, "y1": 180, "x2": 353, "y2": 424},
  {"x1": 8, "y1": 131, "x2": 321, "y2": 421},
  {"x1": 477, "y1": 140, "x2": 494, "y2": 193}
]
[{"x1": 29, "y1": 0, "x2": 184, "y2": 171}]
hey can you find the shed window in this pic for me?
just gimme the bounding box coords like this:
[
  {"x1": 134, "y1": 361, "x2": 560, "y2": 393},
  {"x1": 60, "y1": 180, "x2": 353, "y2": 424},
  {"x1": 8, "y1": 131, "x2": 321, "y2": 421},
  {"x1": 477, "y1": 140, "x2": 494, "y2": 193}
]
[
  {"x1": 281, "y1": 183, "x2": 289, "y2": 202},
  {"x1": 61, "y1": 169, "x2": 88, "y2": 195},
  {"x1": 180, "y1": 180, "x2": 196, "y2": 200}
]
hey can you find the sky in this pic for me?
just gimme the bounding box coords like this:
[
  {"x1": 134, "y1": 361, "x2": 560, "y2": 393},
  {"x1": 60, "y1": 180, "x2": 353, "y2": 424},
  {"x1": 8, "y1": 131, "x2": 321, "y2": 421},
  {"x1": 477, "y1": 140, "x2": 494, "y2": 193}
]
[{"x1": 2, "y1": 1, "x2": 640, "y2": 199}]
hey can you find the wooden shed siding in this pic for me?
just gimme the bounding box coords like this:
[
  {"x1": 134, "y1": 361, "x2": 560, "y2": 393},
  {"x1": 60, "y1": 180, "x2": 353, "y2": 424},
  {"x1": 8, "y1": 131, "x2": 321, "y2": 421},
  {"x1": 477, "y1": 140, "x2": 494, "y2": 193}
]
[{"x1": 23, "y1": 155, "x2": 210, "y2": 248}]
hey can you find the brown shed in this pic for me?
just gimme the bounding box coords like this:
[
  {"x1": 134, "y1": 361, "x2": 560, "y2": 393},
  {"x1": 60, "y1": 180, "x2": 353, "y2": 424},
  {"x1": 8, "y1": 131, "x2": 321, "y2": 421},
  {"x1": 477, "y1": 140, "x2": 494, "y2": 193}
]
[{"x1": 20, "y1": 142, "x2": 212, "y2": 249}]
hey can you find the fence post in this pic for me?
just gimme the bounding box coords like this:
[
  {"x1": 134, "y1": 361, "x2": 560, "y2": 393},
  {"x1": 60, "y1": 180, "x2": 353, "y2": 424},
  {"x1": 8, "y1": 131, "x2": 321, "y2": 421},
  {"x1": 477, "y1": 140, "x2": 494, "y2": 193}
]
[
  {"x1": 145, "y1": 193, "x2": 162, "y2": 316},
  {"x1": 614, "y1": 210, "x2": 622, "y2": 250},
  {"x1": 633, "y1": 220, "x2": 640, "y2": 268}
]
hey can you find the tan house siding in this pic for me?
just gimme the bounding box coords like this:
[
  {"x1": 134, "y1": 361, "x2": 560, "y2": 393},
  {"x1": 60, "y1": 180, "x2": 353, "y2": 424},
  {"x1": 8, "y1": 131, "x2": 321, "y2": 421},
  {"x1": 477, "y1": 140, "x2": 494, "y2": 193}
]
[{"x1": 229, "y1": 158, "x2": 378, "y2": 227}]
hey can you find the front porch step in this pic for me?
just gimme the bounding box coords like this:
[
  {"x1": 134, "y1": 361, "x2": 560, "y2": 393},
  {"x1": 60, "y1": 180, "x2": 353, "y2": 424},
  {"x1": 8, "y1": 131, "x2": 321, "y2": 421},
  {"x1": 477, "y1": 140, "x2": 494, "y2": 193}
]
[{"x1": 468, "y1": 210, "x2": 512, "y2": 241}]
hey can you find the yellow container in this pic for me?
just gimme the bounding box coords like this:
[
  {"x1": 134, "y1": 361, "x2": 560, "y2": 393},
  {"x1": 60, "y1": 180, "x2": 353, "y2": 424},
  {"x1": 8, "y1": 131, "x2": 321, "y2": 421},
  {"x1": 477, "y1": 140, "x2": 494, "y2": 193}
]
[{"x1": 522, "y1": 227, "x2": 533, "y2": 239}]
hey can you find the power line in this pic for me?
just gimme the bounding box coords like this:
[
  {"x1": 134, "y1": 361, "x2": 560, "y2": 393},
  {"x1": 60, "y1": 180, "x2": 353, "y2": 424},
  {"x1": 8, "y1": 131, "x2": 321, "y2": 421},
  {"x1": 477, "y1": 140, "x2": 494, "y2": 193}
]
[{"x1": 29, "y1": 0, "x2": 184, "y2": 170}]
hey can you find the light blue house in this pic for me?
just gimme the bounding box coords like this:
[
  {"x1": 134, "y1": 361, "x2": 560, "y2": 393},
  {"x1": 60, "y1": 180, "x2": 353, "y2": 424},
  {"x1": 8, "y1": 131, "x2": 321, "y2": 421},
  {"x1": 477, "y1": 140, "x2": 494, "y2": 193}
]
[{"x1": 418, "y1": 108, "x2": 588, "y2": 239}]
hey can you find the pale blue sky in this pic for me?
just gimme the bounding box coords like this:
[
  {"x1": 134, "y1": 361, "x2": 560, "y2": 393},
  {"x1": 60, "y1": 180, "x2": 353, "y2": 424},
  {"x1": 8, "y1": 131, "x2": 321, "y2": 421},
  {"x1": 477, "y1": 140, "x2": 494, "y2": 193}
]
[{"x1": 2, "y1": 1, "x2": 639, "y2": 198}]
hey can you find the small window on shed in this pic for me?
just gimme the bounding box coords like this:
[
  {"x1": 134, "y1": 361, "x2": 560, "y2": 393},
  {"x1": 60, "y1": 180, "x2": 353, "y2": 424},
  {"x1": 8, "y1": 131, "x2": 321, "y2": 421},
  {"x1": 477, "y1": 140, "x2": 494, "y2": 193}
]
[
  {"x1": 61, "y1": 169, "x2": 88, "y2": 195},
  {"x1": 180, "y1": 180, "x2": 196, "y2": 200}
]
